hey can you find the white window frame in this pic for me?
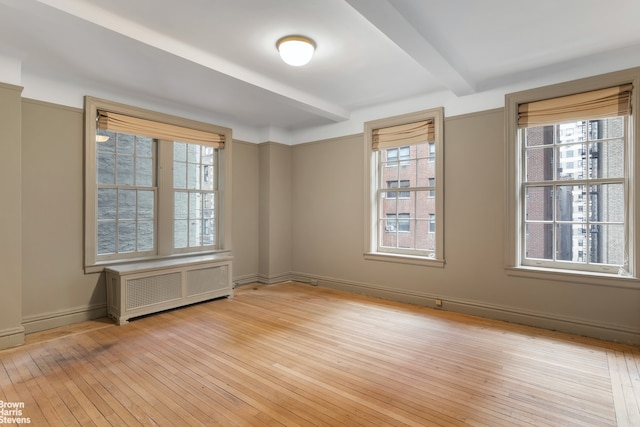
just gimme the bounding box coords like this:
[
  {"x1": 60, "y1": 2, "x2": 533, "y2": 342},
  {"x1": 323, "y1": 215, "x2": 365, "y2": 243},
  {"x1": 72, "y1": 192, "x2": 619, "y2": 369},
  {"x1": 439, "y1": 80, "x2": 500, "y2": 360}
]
[
  {"x1": 505, "y1": 69, "x2": 640, "y2": 285},
  {"x1": 364, "y1": 107, "x2": 444, "y2": 267},
  {"x1": 84, "y1": 97, "x2": 233, "y2": 273},
  {"x1": 386, "y1": 180, "x2": 410, "y2": 199}
]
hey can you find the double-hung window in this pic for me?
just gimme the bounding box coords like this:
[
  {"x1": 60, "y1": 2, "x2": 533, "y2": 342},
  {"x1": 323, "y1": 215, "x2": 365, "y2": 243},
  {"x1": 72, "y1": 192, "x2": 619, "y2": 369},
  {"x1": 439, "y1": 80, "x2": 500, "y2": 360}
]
[
  {"x1": 84, "y1": 97, "x2": 232, "y2": 272},
  {"x1": 364, "y1": 108, "x2": 444, "y2": 266},
  {"x1": 506, "y1": 70, "x2": 639, "y2": 279}
]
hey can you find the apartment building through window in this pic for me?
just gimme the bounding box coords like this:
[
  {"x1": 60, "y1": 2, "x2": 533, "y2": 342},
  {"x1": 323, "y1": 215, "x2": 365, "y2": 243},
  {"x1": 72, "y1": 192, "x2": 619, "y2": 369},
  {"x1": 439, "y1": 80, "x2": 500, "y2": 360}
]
[
  {"x1": 506, "y1": 72, "x2": 638, "y2": 278},
  {"x1": 364, "y1": 108, "x2": 444, "y2": 266}
]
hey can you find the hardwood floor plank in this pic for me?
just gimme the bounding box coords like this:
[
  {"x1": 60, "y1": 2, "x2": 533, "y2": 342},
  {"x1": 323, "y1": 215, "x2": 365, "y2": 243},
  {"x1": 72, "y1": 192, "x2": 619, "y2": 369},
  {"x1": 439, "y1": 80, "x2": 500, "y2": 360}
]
[{"x1": 1, "y1": 281, "x2": 638, "y2": 426}]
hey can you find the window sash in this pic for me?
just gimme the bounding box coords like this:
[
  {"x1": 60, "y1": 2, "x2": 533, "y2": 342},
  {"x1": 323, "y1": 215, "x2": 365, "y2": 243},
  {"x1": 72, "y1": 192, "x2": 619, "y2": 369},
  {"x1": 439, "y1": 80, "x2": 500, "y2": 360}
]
[
  {"x1": 376, "y1": 145, "x2": 436, "y2": 256},
  {"x1": 519, "y1": 117, "x2": 630, "y2": 273}
]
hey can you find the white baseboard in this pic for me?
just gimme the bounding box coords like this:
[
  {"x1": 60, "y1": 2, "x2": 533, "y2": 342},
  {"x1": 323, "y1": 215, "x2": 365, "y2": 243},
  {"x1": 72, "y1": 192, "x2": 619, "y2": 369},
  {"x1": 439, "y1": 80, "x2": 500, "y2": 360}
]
[
  {"x1": 289, "y1": 271, "x2": 640, "y2": 345},
  {"x1": 0, "y1": 326, "x2": 25, "y2": 350},
  {"x1": 22, "y1": 304, "x2": 107, "y2": 334}
]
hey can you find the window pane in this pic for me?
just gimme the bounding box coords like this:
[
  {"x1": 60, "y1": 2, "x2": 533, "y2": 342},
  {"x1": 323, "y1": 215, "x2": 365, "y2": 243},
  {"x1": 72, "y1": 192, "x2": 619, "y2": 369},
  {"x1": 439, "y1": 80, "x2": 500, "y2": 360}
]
[
  {"x1": 414, "y1": 190, "x2": 432, "y2": 219},
  {"x1": 558, "y1": 122, "x2": 586, "y2": 143},
  {"x1": 386, "y1": 180, "x2": 398, "y2": 199},
  {"x1": 555, "y1": 185, "x2": 585, "y2": 222},
  {"x1": 137, "y1": 220, "x2": 154, "y2": 251},
  {"x1": 525, "y1": 186, "x2": 553, "y2": 221},
  {"x1": 557, "y1": 144, "x2": 585, "y2": 181},
  {"x1": 136, "y1": 136, "x2": 153, "y2": 157},
  {"x1": 138, "y1": 190, "x2": 154, "y2": 219},
  {"x1": 97, "y1": 188, "x2": 117, "y2": 220},
  {"x1": 525, "y1": 125, "x2": 553, "y2": 147},
  {"x1": 556, "y1": 223, "x2": 584, "y2": 262},
  {"x1": 525, "y1": 147, "x2": 554, "y2": 182},
  {"x1": 175, "y1": 192, "x2": 188, "y2": 219},
  {"x1": 202, "y1": 146, "x2": 215, "y2": 165},
  {"x1": 187, "y1": 143, "x2": 201, "y2": 163},
  {"x1": 202, "y1": 165, "x2": 214, "y2": 191},
  {"x1": 589, "y1": 224, "x2": 625, "y2": 265},
  {"x1": 97, "y1": 221, "x2": 116, "y2": 255},
  {"x1": 189, "y1": 219, "x2": 202, "y2": 247},
  {"x1": 136, "y1": 157, "x2": 153, "y2": 187},
  {"x1": 174, "y1": 162, "x2": 186, "y2": 188},
  {"x1": 118, "y1": 220, "x2": 136, "y2": 252},
  {"x1": 203, "y1": 219, "x2": 215, "y2": 245},
  {"x1": 174, "y1": 220, "x2": 188, "y2": 248},
  {"x1": 174, "y1": 142, "x2": 187, "y2": 162},
  {"x1": 416, "y1": 157, "x2": 433, "y2": 186},
  {"x1": 117, "y1": 133, "x2": 134, "y2": 155},
  {"x1": 386, "y1": 148, "x2": 398, "y2": 162},
  {"x1": 589, "y1": 140, "x2": 624, "y2": 179},
  {"x1": 525, "y1": 223, "x2": 553, "y2": 260},
  {"x1": 591, "y1": 117, "x2": 624, "y2": 139},
  {"x1": 417, "y1": 219, "x2": 435, "y2": 251},
  {"x1": 118, "y1": 189, "x2": 136, "y2": 220},
  {"x1": 97, "y1": 131, "x2": 115, "y2": 152},
  {"x1": 187, "y1": 163, "x2": 200, "y2": 190},
  {"x1": 398, "y1": 213, "x2": 410, "y2": 232},
  {"x1": 589, "y1": 183, "x2": 624, "y2": 223},
  {"x1": 380, "y1": 219, "x2": 398, "y2": 248},
  {"x1": 190, "y1": 192, "x2": 202, "y2": 219},
  {"x1": 97, "y1": 153, "x2": 115, "y2": 184},
  {"x1": 116, "y1": 154, "x2": 134, "y2": 185},
  {"x1": 203, "y1": 193, "x2": 215, "y2": 219}
]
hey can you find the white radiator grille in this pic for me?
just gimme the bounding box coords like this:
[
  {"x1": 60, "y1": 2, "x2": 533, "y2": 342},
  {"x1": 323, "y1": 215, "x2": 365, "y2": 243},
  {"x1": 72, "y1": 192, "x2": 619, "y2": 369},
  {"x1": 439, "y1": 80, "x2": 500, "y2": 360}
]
[
  {"x1": 186, "y1": 265, "x2": 228, "y2": 296},
  {"x1": 126, "y1": 272, "x2": 182, "y2": 310}
]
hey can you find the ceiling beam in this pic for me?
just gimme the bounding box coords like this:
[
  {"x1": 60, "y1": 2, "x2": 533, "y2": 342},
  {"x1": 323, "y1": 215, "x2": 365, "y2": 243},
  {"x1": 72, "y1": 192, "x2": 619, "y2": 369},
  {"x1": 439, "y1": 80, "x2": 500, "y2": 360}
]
[
  {"x1": 345, "y1": 0, "x2": 476, "y2": 96},
  {"x1": 33, "y1": 0, "x2": 351, "y2": 122}
]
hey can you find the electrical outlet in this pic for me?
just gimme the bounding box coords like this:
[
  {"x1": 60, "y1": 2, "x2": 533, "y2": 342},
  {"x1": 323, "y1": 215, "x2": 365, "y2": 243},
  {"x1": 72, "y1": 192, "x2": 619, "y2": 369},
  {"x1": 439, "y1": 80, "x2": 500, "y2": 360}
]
[
  {"x1": 310, "y1": 279, "x2": 318, "y2": 286},
  {"x1": 435, "y1": 298, "x2": 442, "y2": 308}
]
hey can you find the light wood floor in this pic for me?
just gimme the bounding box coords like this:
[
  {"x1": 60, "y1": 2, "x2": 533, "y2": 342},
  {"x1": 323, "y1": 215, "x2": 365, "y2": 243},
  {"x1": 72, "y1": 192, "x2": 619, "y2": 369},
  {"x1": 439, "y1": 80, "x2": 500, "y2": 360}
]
[{"x1": 1, "y1": 282, "x2": 639, "y2": 426}]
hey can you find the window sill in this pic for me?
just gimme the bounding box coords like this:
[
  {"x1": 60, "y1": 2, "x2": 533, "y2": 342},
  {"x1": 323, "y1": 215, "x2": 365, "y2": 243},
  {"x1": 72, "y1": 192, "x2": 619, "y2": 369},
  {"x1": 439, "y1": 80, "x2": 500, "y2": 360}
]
[
  {"x1": 85, "y1": 250, "x2": 232, "y2": 274},
  {"x1": 364, "y1": 252, "x2": 445, "y2": 268},
  {"x1": 505, "y1": 265, "x2": 640, "y2": 289}
]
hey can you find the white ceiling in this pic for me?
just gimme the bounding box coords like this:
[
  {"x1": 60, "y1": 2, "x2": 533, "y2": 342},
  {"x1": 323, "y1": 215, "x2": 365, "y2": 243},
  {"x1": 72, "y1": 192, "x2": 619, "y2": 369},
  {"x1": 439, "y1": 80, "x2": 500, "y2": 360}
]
[{"x1": 1, "y1": 0, "x2": 640, "y2": 143}]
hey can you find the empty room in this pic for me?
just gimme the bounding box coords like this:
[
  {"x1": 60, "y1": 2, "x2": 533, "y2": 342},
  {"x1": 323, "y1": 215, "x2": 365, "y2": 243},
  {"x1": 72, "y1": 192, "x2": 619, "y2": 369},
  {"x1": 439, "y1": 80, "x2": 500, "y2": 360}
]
[{"x1": 1, "y1": 1, "x2": 639, "y2": 425}]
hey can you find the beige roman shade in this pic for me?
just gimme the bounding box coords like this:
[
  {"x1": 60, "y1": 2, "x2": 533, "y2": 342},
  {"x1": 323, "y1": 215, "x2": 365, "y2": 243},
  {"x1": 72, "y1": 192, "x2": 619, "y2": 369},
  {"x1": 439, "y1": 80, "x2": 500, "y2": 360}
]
[
  {"x1": 518, "y1": 84, "x2": 633, "y2": 128},
  {"x1": 97, "y1": 110, "x2": 225, "y2": 148},
  {"x1": 372, "y1": 119, "x2": 434, "y2": 151}
]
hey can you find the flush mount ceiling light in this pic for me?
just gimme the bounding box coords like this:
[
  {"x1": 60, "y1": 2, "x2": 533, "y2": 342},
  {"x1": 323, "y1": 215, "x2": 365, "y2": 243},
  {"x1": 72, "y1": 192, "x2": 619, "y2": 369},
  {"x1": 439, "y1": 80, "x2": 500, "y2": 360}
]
[{"x1": 276, "y1": 35, "x2": 316, "y2": 66}]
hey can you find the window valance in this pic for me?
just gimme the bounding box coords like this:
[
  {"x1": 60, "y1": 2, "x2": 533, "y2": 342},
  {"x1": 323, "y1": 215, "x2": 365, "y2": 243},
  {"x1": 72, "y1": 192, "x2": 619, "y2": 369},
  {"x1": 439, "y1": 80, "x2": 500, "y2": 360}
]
[
  {"x1": 97, "y1": 110, "x2": 225, "y2": 148},
  {"x1": 372, "y1": 119, "x2": 434, "y2": 151},
  {"x1": 518, "y1": 84, "x2": 633, "y2": 128}
]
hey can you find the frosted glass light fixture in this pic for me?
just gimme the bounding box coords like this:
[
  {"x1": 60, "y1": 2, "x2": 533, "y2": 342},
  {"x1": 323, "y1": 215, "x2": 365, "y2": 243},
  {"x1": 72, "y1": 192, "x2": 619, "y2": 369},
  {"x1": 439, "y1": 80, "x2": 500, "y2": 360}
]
[{"x1": 276, "y1": 35, "x2": 316, "y2": 66}]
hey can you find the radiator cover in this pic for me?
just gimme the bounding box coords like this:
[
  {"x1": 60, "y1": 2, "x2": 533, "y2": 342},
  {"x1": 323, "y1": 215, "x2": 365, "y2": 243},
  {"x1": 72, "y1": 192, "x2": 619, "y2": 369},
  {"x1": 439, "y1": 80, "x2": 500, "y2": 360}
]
[{"x1": 105, "y1": 255, "x2": 233, "y2": 325}]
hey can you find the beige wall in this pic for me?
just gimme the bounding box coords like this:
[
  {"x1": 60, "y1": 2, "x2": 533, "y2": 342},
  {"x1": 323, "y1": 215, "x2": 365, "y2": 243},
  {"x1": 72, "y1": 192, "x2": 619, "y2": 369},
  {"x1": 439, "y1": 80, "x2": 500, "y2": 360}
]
[
  {"x1": 258, "y1": 142, "x2": 292, "y2": 282},
  {"x1": 232, "y1": 141, "x2": 260, "y2": 283},
  {"x1": 21, "y1": 100, "x2": 105, "y2": 333},
  {"x1": 290, "y1": 110, "x2": 640, "y2": 344},
  {"x1": 1, "y1": 91, "x2": 638, "y2": 347},
  {"x1": 0, "y1": 83, "x2": 24, "y2": 348}
]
